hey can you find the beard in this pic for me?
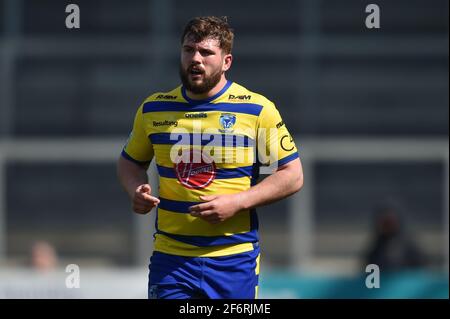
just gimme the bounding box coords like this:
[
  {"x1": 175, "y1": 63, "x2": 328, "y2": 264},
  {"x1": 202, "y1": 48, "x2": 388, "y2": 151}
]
[{"x1": 179, "y1": 63, "x2": 223, "y2": 95}]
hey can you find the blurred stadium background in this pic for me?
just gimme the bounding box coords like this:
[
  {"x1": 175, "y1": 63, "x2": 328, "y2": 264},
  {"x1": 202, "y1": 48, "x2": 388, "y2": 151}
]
[{"x1": 0, "y1": 0, "x2": 448, "y2": 298}]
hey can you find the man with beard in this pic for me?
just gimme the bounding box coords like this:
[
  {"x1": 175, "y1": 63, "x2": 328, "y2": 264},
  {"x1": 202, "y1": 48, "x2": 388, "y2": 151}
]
[{"x1": 117, "y1": 16, "x2": 303, "y2": 299}]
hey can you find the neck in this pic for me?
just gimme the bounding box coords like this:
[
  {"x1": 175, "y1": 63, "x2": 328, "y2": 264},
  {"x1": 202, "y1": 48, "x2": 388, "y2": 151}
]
[{"x1": 185, "y1": 76, "x2": 228, "y2": 100}]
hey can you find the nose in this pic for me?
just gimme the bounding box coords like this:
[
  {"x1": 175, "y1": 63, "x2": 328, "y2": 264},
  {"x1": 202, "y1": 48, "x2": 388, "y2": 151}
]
[{"x1": 191, "y1": 50, "x2": 202, "y2": 64}]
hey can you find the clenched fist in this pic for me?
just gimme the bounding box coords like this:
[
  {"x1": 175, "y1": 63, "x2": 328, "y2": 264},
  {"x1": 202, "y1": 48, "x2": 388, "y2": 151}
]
[{"x1": 132, "y1": 184, "x2": 160, "y2": 214}]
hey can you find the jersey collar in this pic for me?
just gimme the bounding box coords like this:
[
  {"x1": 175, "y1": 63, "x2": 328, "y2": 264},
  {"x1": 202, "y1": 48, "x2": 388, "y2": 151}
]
[{"x1": 181, "y1": 80, "x2": 232, "y2": 105}]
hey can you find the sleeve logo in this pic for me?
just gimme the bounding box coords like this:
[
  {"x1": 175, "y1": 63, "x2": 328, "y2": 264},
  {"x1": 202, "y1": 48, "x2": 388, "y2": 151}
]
[{"x1": 280, "y1": 134, "x2": 295, "y2": 152}]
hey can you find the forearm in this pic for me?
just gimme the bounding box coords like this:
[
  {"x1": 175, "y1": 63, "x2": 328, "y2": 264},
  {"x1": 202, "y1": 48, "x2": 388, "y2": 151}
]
[
  {"x1": 239, "y1": 160, "x2": 303, "y2": 210},
  {"x1": 117, "y1": 157, "x2": 149, "y2": 198}
]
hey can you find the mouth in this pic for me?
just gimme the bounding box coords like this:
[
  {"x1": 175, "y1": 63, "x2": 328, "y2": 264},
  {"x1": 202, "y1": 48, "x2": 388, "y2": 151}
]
[{"x1": 189, "y1": 67, "x2": 204, "y2": 79}]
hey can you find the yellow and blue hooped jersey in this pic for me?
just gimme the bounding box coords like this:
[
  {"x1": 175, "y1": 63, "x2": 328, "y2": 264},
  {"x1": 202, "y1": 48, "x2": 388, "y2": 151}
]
[{"x1": 122, "y1": 81, "x2": 299, "y2": 257}]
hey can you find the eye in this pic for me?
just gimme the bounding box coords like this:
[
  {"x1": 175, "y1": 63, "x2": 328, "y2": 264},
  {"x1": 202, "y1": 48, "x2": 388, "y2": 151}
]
[{"x1": 200, "y1": 50, "x2": 214, "y2": 56}]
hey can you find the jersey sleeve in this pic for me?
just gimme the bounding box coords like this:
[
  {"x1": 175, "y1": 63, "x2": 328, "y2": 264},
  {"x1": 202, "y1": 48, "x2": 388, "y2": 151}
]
[
  {"x1": 256, "y1": 101, "x2": 299, "y2": 167},
  {"x1": 121, "y1": 103, "x2": 154, "y2": 166}
]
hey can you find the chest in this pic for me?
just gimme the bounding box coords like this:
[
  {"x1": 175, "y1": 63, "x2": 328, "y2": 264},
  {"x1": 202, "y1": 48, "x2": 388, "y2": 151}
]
[{"x1": 144, "y1": 111, "x2": 258, "y2": 137}]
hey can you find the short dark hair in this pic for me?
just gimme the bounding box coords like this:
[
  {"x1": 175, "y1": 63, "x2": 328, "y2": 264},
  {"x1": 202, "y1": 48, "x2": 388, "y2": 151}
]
[{"x1": 181, "y1": 16, "x2": 234, "y2": 54}]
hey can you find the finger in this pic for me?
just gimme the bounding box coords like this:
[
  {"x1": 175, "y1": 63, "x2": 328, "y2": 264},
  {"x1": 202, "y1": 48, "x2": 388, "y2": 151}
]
[
  {"x1": 202, "y1": 215, "x2": 220, "y2": 224},
  {"x1": 134, "y1": 202, "x2": 155, "y2": 210},
  {"x1": 135, "y1": 197, "x2": 158, "y2": 207},
  {"x1": 134, "y1": 197, "x2": 153, "y2": 206},
  {"x1": 138, "y1": 191, "x2": 158, "y2": 200},
  {"x1": 193, "y1": 211, "x2": 219, "y2": 223},
  {"x1": 199, "y1": 195, "x2": 218, "y2": 201},
  {"x1": 133, "y1": 203, "x2": 156, "y2": 213},
  {"x1": 134, "y1": 198, "x2": 158, "y2": 208},
  {"x1": 134, "y1": 200, "x2": 158, "y2": 210},
  {"x1": 139, "y1": 193, "x2": 160, "y2": 204},
  {"x1": 139, "y1": 184, "x2": 151, "y2": 193},
  {"x1": 190, "y1": 210, "x2": 214, "y2": 217},
  {"x1": 189, "y1": 202, "x2": 213, "y2": 212}
]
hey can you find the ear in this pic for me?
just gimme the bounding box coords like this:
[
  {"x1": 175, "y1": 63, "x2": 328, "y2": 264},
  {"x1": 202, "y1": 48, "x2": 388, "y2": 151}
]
[{"x1": 222, "y1": 54, "x2": 233, "y2": 72}]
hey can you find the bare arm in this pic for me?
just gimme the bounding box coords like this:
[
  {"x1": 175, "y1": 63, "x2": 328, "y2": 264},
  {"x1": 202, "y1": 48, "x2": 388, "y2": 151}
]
[
  {"x1": 189, "y1": 158, "x2": 303, "y2": 224},
  {"x1": 240, "y1": 157, "x2": 303, "y2": 210},
  {"x1": 117, "y1": 156, "x2": 160, "y2": 214}
]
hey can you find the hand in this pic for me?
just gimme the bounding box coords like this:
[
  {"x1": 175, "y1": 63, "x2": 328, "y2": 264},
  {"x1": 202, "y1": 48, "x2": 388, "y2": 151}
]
[
  {"x1": 132, "y1": 184, "x2": 160, "y2": 214},
  {"x1": 189, "y1": 194, "x2": 244, "y2": 224}
]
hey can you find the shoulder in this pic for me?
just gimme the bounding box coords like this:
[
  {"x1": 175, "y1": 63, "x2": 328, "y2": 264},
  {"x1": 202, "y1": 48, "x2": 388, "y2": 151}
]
[
  {"x1": 140, "y1": 86, "x2": 185, "y2": 109},
  {"x1": 227, "y1": 82, "x2": 277, "y2": 116},
  {"x1": 227, "y1": 83, "x2": 273, "y2": 106},
  {"x1": 229, "y1": 83, "x2": 286, "y2": 129}
]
